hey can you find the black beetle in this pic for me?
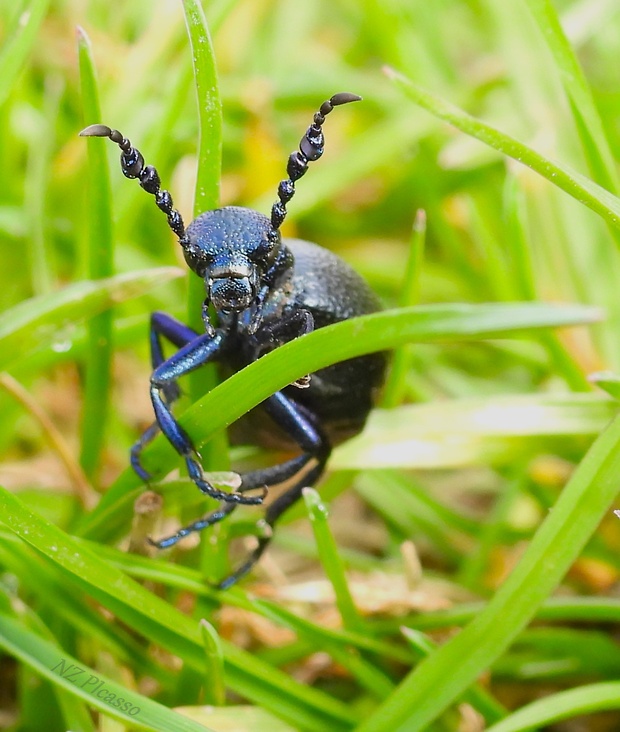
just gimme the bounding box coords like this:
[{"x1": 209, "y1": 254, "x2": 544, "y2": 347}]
[{"x1": 80, "y1": 93, "x2": 387, "y2": 587}]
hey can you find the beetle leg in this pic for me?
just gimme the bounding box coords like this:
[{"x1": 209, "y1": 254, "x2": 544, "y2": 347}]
[
  {"x1": 130, "y1": 312, "x2": 199, "y2": 480},
  {"x1": 257, "y1": 308, "x2": 314, "y2": 345},
  {"x1": 149, "y1": 331, "x2": 264, "y2": 505},
  {"x1": 254, "y1": 309, "x2": 314, "y2": 387},
  {"x1": 149, "y1": 502, "x2": 237, "y2": 549},
  {"x1": 218, "y1": 462, "x2": 326, "y2": 589},
  {"x1": 148, "y1": 452, "x2": 312, "y2": 550},
  {"x1": 216, "y1": 391, "x2": 331, "y2": 587}
]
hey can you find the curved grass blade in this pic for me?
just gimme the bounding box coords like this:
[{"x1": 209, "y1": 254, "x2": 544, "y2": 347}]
[
  {"x1": 485, "y1": 681, "x2": 620, "y2": 732},
  {"x1": 145, "y1": 302, "x2": 602, "y2": 472},
  {"x1": 355, "y1": 411, "x2": 620, "y2": 732},
  {"x1": 80, "y1": 300, "x2": 600, "y2": 540},
  {"x1": 523, "y1": 0, "x2": 619, "y2": 194},
  {"x1": 0, "y1": 267, "x2": 182, "y2": 371},
  {"x1": 385, "y1": 67, "x2": 620, "y2": 233},
  {"x1": 0, "y1": 612, "x2": 214, "y2": 732}
]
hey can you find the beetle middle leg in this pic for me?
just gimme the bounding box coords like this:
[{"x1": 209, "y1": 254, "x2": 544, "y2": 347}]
[{"x1": 218, "y1": 391, "x2": 331, "y2": 587}]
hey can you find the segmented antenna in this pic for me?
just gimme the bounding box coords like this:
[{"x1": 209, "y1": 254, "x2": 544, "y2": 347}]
[
  {"x1": 79, "y1": 124, "x2": 188, "y2": 245},
  {"x1": 270, "y1": 92, "x2": 362, "y2": 232}
]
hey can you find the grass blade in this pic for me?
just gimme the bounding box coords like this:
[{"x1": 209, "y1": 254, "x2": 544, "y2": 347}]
[
  {"x1": 0, "y1": 268, "x2": 181, "y2": 371},
  {"x1": 381, "y1": 209, "x2": 426, "y2": 407},
  {"x1": 79, "y1": 301, "x2": 601, "y2": 540},
  {"x1": 0, "y1": 0, "x2": 50, "y2": 107},
  {"x1": 333, "y1": 393, "x2": 616, "y2": 470},
  {"x1": 303, "y1": 488, "x2": 363, "y2": 633},
  {"x1": 355, "y1": 411, "x2": 620, "y2": 731},
  {"x1": 77, "y1": 27, "x2": 115, "y2": 479},
  {"x1": 523, "y1": 0, "x2": 619, "y2": 194},
  {"x1": 485, "y1": 681, "x2": 620, "y2": 732},
  {"x1": 385, "y1": 67, "x2": 620, "y2": 234},
  {"x1": 0, "y1": 486, "x2": 356, "y2": 731},
  {"x1": 138, "y1": 302, "x2": 602, "y2": 476},
  {"x1": 0, "y1": 612, "x2": 214, "y2": 732},
  {"x1": 180, "y1": 0, "x2": 229, "y2": 474},
  {"x1": 200, "y1": 619, "x2": 226, "y2": 707}
]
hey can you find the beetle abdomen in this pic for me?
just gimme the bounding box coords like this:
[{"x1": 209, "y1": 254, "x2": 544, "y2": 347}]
[
  {"x1": 287, "y1": 238, "x2": 382, "y2": 325},
  {"x1": 284, "y1": 238, "x2": 386, "y2": 445}
]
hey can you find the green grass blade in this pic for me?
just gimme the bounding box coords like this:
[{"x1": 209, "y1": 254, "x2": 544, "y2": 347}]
[
  {"x1": 333, "y1": 393, "x2": 616, "y2": 470},
  {"x1": 355, "y1": 411, "x2": 620, "y2": 732},
  {"x1": 381, "y1": 209, "x2": 426, "y2": 407},
  {"x1": 523, "y1": 0, "x2": 619, "y2": 193},
  {"x1": 590, "y1": 370, "x2": 620, "y2": 399},
  {"x1": 0, "y1": 536, "x2": 167, "y2": 682},
  {"x1": 0, "y1": 612, "x2": 214, "y2": 732},
  {"x1": 77, "y1": 27, "x2": 114, "y2": 479},
  {"x1": 485, "y1": 681, "x2": 620, "y2": 732},
  {"x1": 0, "y1": 0, "x2": 50, "y2": 107},
  {"x1": 389, "y1": 597, "x2": 620, "y2": 634},
  {"x1": 386, "y1": 68, "x2": 620, "y2": 234},
  {"x1": 182, "y1": 0, "x2": 221, "y2": 219},
  {"x1": 24, "y1": 77, "x2": 60, "y2": 296},
  {"x1": 303, "y1": 488, "x2": 363, "y2": 633},
  {"x1": 138, "y1": 302, "x2": 601, "y2": 476},
  {"x1": 0, "y1": 268, "x2": 182, "y2": 371},
  {"x1": 182, "y1": 0, "x2": 221, "y2": 330},
  {"x1": 79, "y1": 301, "x2": 600, "y2": 540},
  {"x1": 199, "y1": 620, "x2": 226, "y2": 706},
  {"x1": 400, "y1": 628, "x2": 507, "y2": 725},
  {"x1": 0, "y1": 487, "x2": 356, "y2": 731},
  {"x1": 180, "y1": 0, "x2": 229, "y2": 474},
  {"x1": 68, "y1": 540, "x2": 416, "y2": 666}
]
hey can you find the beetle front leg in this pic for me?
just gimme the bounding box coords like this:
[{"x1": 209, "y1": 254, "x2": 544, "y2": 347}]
[
  {"x1": 148, "y1": 331, "x2": 264, "y2": 506},
  {"x1": 254, "y1": 309, "x2": 314, "y2": 387},
  {"x1": 130, "y1": 312, "x2": 200, "y2": 481}
]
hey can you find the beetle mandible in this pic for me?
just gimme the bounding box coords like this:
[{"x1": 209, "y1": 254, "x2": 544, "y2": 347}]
[{"x1": 80, "y1": 93, "x2": 387, "y2": 587}]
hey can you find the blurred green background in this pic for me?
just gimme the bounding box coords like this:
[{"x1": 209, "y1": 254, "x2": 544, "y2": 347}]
[{"x1": 2, "y1": 1, "x2": 620, "y2": 731}]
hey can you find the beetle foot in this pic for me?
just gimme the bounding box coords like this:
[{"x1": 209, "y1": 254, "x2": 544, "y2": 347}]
[
  {"x1": 148, "y1": 501, "x2": 238, "y2": 550},
  {"x1": 185, "y1": 455, "x2": 267, "y2": 504},
  {"x1": 215, "y1": 528, "x2": 273, "y2": 590}
]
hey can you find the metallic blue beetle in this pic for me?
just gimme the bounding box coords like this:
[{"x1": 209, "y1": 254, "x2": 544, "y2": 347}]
[{"x1": 80, "y1": 93, "x2": 386, "y2": 587}]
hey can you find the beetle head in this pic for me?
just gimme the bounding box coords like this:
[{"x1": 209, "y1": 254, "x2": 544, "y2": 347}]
[{"x1": 183, "y1": 206, "x2": 284, "y2": 314}]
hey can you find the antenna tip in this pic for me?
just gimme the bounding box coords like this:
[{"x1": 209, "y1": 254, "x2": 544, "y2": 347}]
[
  {"x1": 79, "y1": 124, "x2": 112, "y2": 138},
  {"x1": 330, "y1": 92, "x2": 362, "y2": 106}
]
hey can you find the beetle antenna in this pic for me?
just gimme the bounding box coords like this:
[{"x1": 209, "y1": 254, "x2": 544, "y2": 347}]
[
  {"x1": 79, "y1": 124, "x2": 188, "y2": 245},
  {"x1": 270, "y1": 92, "x2": 361, "y2": 232}
]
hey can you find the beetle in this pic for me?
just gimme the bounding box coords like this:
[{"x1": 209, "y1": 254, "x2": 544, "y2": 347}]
[{"x1": 80, "y1": 93, "x2": 387, "y2": 587}]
